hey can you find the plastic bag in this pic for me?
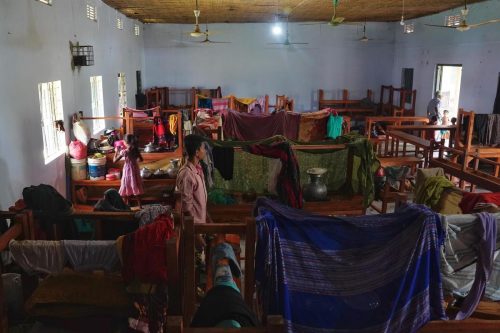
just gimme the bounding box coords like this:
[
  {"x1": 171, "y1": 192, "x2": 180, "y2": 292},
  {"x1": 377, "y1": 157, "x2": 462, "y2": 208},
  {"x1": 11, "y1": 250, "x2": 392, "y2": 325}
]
[
  {"x1": 69, "y1": 139, "x2": 87, "y2": 159},
  {"x1": 73, "y1": 120, "x2": 91, "y2": 144}
]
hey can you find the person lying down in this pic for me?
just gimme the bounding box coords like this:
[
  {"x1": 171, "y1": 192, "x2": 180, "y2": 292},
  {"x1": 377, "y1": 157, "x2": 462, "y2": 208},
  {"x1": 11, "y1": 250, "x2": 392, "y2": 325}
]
[{"x1": 190, "y1": 242, "x2": 259, "y2": 328}]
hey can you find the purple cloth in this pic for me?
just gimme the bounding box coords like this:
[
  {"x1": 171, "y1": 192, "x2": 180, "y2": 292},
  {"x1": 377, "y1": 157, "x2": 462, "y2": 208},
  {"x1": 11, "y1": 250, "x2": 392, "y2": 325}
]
[
  {"x1": 455, "y1": 212, "x2": 497, "y2": 320},
  {"x1": 223, "y1": 110, "x2": 300, "y2": 141}
]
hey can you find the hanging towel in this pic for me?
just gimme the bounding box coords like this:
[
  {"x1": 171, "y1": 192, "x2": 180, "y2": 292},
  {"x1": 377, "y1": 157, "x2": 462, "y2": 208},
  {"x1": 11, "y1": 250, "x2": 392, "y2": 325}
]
[
  {"x1": 254, "y1": 198, "x2": 446, "y2": 333},
  {"x1": 9, "y1": 240, "x2": 66, "y2": 274},
  {"x1": 212, "y1": 98, "x2": 229, "y2": 113},
  {"x1": 326, "y1": 114, "x2": 343, "y2": 139},
  {"x1": 61, "y1": 240, "x2": 120, "y2": 273},
  {"x1": 212, "y1": 146, "x2": 235, "y2": 180},
  {"x1": 454, "y1": 212, "x2": 497, "y2": 320}
]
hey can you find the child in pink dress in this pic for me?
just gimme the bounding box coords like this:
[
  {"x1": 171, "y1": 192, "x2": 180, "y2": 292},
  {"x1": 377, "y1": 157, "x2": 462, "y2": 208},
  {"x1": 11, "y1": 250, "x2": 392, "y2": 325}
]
[{"x1": 114, "y1": 134, "x2": 144, "y2": 207}]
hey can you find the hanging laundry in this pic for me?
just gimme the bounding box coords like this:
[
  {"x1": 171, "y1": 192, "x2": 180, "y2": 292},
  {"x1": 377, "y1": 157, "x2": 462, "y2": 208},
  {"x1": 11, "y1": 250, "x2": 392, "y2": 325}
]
[
  {"x1": 212, "y1": 98, "x2": 229, "y2": 113},
  {"x1": 326, "y1": 114, "x2": 343, "y2": 139},
  {"x1": 61, "y1": 240, "x2": 120, "y2": 272},
  {"x1": 169, "y1": 114, "x2": 178, "y2": 135},
  {"x1": 254, "y1": 199, "x2": 446, "y2": 333},
  {"x1": 121, "y1": 214, "x2": 175, "y2": 284},
  {"x1": 212, "y1": 146, "x2": 235, "y2": 181},
  {"x1": 9, "y1": 240, "x2": 66, "y2": 274},
  {"x1": 245, "y1": 142, "x2": 302, "y2": 208},
  {"x1": 197, "y1": 95, "x2": 213, "y2": 109}
]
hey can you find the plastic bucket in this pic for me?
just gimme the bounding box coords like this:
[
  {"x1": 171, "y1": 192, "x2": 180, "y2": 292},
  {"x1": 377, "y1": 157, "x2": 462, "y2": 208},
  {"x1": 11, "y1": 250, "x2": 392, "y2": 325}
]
[
  {"x1": 87, "y1": 156, "x2": 106, "y2": 180},
  {"x1": 70, "y1": 158, "x2": 87, "y2": 181}
]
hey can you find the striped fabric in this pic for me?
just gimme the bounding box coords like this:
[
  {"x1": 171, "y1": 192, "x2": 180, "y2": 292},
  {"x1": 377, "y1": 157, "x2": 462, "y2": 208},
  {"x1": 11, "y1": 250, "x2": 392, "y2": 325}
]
[
  {"x1": 440, "y1": 213, "x2": 500, "y2": 301},
  {"x1": 212, "y1": 98, "x2": 229, "y2": 113},
  {"x1": 255, "y1": 198, "x2": 446, "y2": 333}
]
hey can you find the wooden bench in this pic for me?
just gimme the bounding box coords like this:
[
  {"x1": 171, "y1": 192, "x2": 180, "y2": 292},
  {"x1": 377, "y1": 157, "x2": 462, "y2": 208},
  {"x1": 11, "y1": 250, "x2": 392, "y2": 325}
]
[
  {"x1": 430, "y1": 156, "x2": 500, "y2": 192},
  {"x1": 0, "y1": 210, "x2": 182, "y2": 331},
  {"x1": 386, "y1": 130, "x2": 440, "y2": 167},
  {"x1": 365, "y1": 116, "x2": 429, "y2": 140},
  {"x1": 318, "y1": 89, "x2": 375, "y2": 119}
]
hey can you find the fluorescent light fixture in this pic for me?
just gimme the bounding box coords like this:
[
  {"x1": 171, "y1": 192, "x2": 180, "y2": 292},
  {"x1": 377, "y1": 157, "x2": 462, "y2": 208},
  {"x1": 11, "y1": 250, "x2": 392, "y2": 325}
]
[{"x1": 272, "y1": 23, "x2": 283, "y2": 36}]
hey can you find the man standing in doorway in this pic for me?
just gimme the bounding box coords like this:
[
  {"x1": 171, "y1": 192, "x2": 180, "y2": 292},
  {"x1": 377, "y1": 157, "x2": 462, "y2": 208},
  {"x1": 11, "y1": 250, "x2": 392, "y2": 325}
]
[{"x1": 427, "y1": 92, "x2": 442, "y2": 121}]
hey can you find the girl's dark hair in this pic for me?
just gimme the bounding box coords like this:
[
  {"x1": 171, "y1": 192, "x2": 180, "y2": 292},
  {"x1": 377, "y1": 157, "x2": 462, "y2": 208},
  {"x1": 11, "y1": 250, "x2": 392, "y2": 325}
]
[{"x1": 125, "y1": 134, "x2": 141, "y2": 159}]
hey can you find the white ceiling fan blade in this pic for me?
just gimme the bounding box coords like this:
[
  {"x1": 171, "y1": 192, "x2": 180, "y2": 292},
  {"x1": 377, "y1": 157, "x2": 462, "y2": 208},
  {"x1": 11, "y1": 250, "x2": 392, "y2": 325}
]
[{"x1": 468, "y1": 18, "x2": 500, "y2": 28}]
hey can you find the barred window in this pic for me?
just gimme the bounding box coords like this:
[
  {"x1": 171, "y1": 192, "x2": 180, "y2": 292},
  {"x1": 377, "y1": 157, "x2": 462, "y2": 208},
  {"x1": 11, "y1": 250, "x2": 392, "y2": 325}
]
[
  {"x1": 38, "y1": 81, "x2": 65, "y2": 164},
  {"x1": 87, "y1": 4, "x2": 97, "y2": 21},
  {"x1": 117, "y1": 18, "x2": 123, "y2": 30},
  {"x1": 134, "y1": 24, "x2": 140, "y2": 36}
]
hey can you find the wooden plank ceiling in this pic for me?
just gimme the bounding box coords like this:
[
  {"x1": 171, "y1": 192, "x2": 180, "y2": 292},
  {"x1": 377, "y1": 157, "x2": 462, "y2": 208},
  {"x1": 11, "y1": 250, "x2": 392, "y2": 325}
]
[{"x1": 102, "y1": 0, "x2": 488, "y2": 24}]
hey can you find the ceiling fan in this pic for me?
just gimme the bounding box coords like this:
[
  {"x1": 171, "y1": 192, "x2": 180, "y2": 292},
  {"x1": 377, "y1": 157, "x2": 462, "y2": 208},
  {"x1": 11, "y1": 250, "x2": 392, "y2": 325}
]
[
  {"x1": 301, "y1": 0, "x2": 357, "y2": 28},
  {"x1": 425, "y1": 0, "x2": 500, "y2": 32},
  {"x1": 358, "y1": 22, "x2": 372, "y2": 42},
  {"x1": 269, "y1": 16, "x2": 308, "y2": 46},
  {"x1": 191, "y1": 22, "x2": 231, "y2": 44},
  {"x1": 190, "y1": 0, "x2": 205, "y2": 37}
]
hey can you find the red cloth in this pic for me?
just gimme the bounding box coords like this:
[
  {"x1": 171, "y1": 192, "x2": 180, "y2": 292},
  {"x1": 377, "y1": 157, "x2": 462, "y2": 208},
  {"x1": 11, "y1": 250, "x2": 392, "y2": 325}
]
[
  {"x1": 459, "y1": 192, "x2": 500, "y2": 213},
  {"x1": 245, "y1": 142, "x2": 303, "y2": 208},
  {"x1": 122, "y1": 214, "x2": 174, "y2": 284},
  {"x1": 223, "y1": 110, "x2": 301, "y2": 141}
]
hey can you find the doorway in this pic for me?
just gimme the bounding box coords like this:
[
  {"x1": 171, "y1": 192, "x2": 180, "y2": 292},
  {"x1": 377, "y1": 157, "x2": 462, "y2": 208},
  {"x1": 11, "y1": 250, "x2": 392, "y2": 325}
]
[
  {"x1": 401, "y1": 68, "x2": 414, "y2": 104},
  {"x1": 434, "y1": 64, "x2": 462, "y2": 118}
]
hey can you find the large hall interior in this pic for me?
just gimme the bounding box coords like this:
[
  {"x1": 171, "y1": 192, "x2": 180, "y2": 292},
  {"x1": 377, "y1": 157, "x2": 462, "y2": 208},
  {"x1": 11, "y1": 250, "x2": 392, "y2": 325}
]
[{"x1": 1, "y1": 0, "x2": 500, "y2": 332}]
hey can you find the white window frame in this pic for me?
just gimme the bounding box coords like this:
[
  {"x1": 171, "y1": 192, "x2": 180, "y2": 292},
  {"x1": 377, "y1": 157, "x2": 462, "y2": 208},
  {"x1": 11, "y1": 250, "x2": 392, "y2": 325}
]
[
  {"x1": 86, "y1": 3, "x2": 97, "y2": 22},
  {"x1": 118, "y1": 73, "x2": 127, "y2": 114},
  {"x1": 90, "y1": 76, "x2": 105, "y2": 134},
  {"x1": 38, "y1": 81, "x2": 65, "y2": 164},
  {"x1": 134, "y1": 24, "x2": 140, "y2": 36}
]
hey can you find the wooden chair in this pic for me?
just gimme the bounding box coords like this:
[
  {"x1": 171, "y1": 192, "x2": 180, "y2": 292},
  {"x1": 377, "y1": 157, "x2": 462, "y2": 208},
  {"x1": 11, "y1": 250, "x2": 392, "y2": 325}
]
[
  {"x1": 370, "y1": 156, "x2": 423, "y2": 213},
  {"x1": 180, "y1": 214, "x2": 285, "y2": 332}
]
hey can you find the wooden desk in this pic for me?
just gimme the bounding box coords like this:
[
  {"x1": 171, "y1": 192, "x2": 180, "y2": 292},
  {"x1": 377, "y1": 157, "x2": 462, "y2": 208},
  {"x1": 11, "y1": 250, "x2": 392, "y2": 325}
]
[
  {"x1": 386, "y1": 130, "x2": 436, "y2": 167},
  {"x1": 469, "y1": 147, "x2": 500, "y2": 177},
  {"x1": 387, "y1": 124, "x2": 457, "y2": 147},
  {"x1": 379, "y1": 156, "x2": 423, "y2": 171},
  {"x1": 365, "y1": 116, "x2": 429, "y2": 139}
]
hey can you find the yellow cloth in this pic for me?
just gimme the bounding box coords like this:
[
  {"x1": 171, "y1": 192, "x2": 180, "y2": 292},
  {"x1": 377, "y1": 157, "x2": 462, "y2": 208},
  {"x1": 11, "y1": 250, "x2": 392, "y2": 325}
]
[
  {"x1": 138, "y1": 157, "x2": 171, "y2": 172},
  {"x1": 169, "y1": 114, "x2": 178, "y2": 135},
  {"x1": 225, "y1": 95, "x2": 256, "y2": 105},
  {"x1": 434, "y1": 188, "x2": 463, "y2": 214},
  {"x1": 415, "y1": 176, "x2": 455, "y2": 208}
]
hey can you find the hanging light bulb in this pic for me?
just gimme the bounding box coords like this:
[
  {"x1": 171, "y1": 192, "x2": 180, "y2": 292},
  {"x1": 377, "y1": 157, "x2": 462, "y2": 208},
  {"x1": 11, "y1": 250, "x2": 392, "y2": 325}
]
[
  {"x1": 400, "y1": 0, "x2": 405, "y2": 25},
  {"x1": 271, "y1": 14, "x2": 283, "y2": 35},
  {"x1": 272, "y1": 23, "x2": 283, "y2": 35}
]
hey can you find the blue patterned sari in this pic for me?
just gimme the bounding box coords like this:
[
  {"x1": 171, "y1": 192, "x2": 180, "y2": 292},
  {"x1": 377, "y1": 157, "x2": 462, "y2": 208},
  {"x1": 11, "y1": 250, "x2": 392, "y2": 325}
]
[{"x1": 254, "y1": 198, "x2": 446, "y2": 333}]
